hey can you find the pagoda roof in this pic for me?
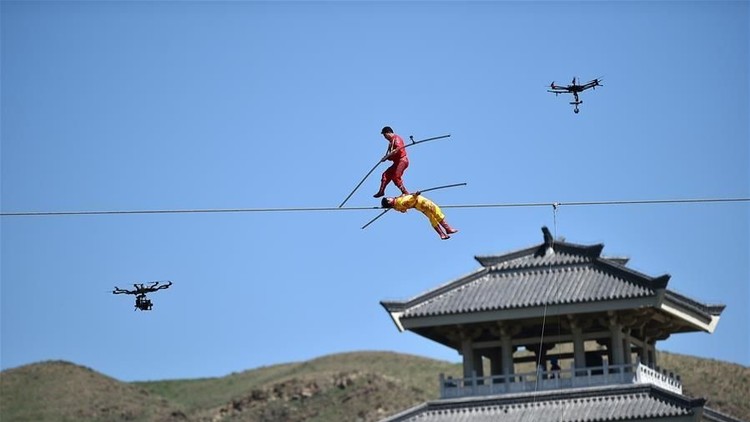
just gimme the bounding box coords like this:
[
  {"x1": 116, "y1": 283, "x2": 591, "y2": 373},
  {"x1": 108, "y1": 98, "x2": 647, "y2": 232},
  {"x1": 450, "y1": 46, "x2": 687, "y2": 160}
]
[
  {"x1": 381, "y1": 228, "x2": 724, "y2": 334},
  {"x1": 378, "y1": 384, "x2": 742, "y2": 422}
]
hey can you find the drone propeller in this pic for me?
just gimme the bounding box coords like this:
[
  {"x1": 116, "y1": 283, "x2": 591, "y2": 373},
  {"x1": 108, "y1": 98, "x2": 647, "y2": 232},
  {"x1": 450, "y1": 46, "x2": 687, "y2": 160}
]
[{"x1": 112, "y1": 280, "x2": 173, "y2": 295}]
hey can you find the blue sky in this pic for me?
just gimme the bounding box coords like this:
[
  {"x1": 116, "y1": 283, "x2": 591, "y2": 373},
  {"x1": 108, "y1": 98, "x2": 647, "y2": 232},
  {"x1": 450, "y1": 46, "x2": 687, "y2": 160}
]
[{"x1": 1, "y1": 1, "x2": 748, "y2": 382}]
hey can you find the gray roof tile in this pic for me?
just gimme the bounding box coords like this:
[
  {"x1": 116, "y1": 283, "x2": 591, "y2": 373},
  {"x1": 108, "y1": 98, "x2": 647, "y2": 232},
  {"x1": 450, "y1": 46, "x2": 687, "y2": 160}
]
[
  {"x1": 395, "y1": 241, "x2": 665, "y2": 319},
  {"x1": 381, "y1": 230, "x2": 725, "y2": 334},
  {"x1": 379, "y1": 385, "x2": 705, "y2": 422}
]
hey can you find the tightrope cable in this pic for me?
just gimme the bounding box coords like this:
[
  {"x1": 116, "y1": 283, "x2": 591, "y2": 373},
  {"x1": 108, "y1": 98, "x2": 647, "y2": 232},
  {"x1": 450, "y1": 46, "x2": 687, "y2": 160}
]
[
  {"x1": 440, "y1": 197, "x2": 750, "y2": 209},
  {"x1": 1, "y1": 197, "x2": 747, "y2": 217},
  {"x1": 0, "y1": 206, "x2": 379, "y2": 217}
]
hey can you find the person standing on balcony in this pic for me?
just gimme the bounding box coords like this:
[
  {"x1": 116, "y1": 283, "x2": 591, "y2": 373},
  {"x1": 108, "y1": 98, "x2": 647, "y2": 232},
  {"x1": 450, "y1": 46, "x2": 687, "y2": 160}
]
[{"x1": 549, "y1": 358, "x2": 561, "y2": 379}]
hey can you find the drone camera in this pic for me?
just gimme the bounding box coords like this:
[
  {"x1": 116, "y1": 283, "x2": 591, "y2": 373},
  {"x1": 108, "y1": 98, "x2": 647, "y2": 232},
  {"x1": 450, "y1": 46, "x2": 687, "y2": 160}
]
[{"x1": 135, "y1": 294, "x2": 153, "y2": 311}]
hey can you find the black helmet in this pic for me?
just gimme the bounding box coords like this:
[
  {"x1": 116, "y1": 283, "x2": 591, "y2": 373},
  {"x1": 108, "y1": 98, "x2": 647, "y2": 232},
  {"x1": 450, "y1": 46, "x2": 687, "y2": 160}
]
[{"x1": 381, "y1": 126, "x2": 393, "y2": 134}]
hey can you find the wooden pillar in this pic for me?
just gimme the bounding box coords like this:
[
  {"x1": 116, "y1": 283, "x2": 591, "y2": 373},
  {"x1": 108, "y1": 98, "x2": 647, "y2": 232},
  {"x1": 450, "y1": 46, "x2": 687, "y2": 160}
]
[
  {"x1": 500, "y1": 328, "x2": 515, "y2": 381},
  {"x1": 635, "y1": 336, "x2": 648, "y2": 367},
  {"x1": 639, "y1": 337, "x2": 657, "y2": 368},
  {"x1": 570, "y1": 321, "x2": 586, "y2": 373},
  {"x1": 609, "y1": 316, "x2": 625, "y2": 368},
  {"x1": 461, "y1": 337, "x2": 474, "y2": 379},
  {"x1": 647, "y1": 340, "x2": 657, "y2": 368},
  {"x1": 623, "y1": 328, "x2": 633, "y2": 367}
]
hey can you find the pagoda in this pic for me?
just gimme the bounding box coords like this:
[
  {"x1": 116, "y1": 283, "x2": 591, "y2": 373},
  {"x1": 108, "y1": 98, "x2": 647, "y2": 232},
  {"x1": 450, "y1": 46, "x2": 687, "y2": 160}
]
[{"x1": 379, "y1": 227, "x2": 742, "y2": 422}]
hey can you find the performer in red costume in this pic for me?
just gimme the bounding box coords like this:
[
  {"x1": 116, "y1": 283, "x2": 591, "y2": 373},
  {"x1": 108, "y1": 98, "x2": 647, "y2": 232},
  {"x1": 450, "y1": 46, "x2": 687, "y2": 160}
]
[
  {"x1": 373, "y1": 126, "x2": 409, "y2": 198},
  {"x1": 381, "y1": 191, "x2": 458, "y2": 240}
]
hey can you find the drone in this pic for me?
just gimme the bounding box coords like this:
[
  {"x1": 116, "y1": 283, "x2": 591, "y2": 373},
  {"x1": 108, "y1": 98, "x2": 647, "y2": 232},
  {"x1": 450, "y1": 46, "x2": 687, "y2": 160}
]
[
  {"x1": 113, "y1": 281, "x2": 172, "y2": 311},
  {"x1": 548, "y1": 76, "x2": 603, "y2": 113}
]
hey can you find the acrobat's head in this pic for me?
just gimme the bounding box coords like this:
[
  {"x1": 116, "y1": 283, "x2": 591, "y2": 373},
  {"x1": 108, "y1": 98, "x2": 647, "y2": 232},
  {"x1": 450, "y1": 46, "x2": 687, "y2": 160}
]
[
  {"x1": 381, "y1": 126, "x2": 394, "y2": 141},
  {"x1": 381, "y1": 197, "x2": 395, "y2": 208}
]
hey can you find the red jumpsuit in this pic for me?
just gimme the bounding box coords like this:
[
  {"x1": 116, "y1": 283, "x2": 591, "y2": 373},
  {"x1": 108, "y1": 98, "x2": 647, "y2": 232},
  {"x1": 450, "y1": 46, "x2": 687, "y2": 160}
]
[{"x1": 377, "y1": 134, "x2": 409, "y2": 196}]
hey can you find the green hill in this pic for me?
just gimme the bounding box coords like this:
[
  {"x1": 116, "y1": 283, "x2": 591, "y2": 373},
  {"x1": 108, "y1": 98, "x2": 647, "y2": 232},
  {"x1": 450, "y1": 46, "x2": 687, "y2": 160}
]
[
  {"x1": 1, "y1": 351, "x2": 748, "y2": 422},
  {"x1": 657, "y1": 351, "x2": 750, "y2": 420},
  {"x1": 0, "y1": 360, "x2": 187, "y2": 422}
]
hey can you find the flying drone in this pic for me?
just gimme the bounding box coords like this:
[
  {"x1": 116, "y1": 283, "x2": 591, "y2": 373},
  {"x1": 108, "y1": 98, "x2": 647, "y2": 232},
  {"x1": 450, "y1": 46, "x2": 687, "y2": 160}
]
[
  {"x1": 113, "y1": 281, "x2": 172, "y2": 311},
  {"x1": 548, "y1": 76, "x2": 603, "y2": 113}
]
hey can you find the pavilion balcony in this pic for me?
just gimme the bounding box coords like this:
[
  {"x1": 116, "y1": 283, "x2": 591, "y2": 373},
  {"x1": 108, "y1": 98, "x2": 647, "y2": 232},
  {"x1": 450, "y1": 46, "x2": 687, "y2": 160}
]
[{"x1": 439, "y1": 361, "x2": 682, "y2": 399}]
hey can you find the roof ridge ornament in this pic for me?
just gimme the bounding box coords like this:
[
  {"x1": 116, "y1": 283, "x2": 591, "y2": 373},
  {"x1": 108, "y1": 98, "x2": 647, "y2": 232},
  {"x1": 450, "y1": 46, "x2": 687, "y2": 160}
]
[{"x1": 541, "y1": 226, "x2": 555, "y2": 257}]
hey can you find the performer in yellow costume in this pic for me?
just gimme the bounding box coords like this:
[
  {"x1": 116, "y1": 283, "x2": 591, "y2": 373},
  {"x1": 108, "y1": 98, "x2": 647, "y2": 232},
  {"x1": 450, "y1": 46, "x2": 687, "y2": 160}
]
[{"x1": 381, "y1": 192, "x2": 459, "y2": 240}]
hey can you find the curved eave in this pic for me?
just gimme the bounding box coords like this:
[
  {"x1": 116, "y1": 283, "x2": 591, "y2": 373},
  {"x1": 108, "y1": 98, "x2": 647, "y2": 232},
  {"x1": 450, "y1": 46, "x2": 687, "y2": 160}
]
[
  {"x1": 659, "y1": 293, "x2": 723, "y2": 334},
  {"x1": 395, "y1": 295, "x2": 660, "y2": 332},
  {"x1": 380, "y1": 301, "x2": 406, "y2": 332},
  {"x1": 380, "y1": 267, "x2": 489, "y2": 332}
]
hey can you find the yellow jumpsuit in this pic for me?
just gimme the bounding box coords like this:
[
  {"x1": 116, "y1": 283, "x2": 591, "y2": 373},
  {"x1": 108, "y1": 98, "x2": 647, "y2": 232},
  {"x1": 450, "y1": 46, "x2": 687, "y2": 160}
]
[{"x1": 393, "y1": 194, "x2": 445, "y2": 228}]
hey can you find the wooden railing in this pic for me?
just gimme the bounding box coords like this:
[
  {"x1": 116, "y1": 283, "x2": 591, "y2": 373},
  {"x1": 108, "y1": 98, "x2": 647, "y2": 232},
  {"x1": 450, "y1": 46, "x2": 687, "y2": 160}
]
[{"x1": 439, "y1": 361, "x2": 681, "y2": 398}]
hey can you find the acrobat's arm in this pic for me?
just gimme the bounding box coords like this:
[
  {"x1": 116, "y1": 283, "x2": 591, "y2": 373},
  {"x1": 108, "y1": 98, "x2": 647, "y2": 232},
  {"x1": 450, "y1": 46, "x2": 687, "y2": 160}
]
[{"x1": 382, "y1": 137, "x2": 405, "y2": 161}]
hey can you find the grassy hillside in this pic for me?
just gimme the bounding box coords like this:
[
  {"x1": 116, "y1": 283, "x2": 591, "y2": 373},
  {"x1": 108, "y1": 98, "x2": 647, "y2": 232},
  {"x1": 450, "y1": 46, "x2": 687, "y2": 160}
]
[
  {"x1": 135, "y1": 351, "x2": 457, "y2": 422},
  {"x1": 0, "y1": 360, "x2": 187, "y2": 422},
  {"x1": 1, "y1": 351, "x2": 748, "y2": 422},
  {"x1": 657, "y1": 351, "x2": 750, "y2": 420}
]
